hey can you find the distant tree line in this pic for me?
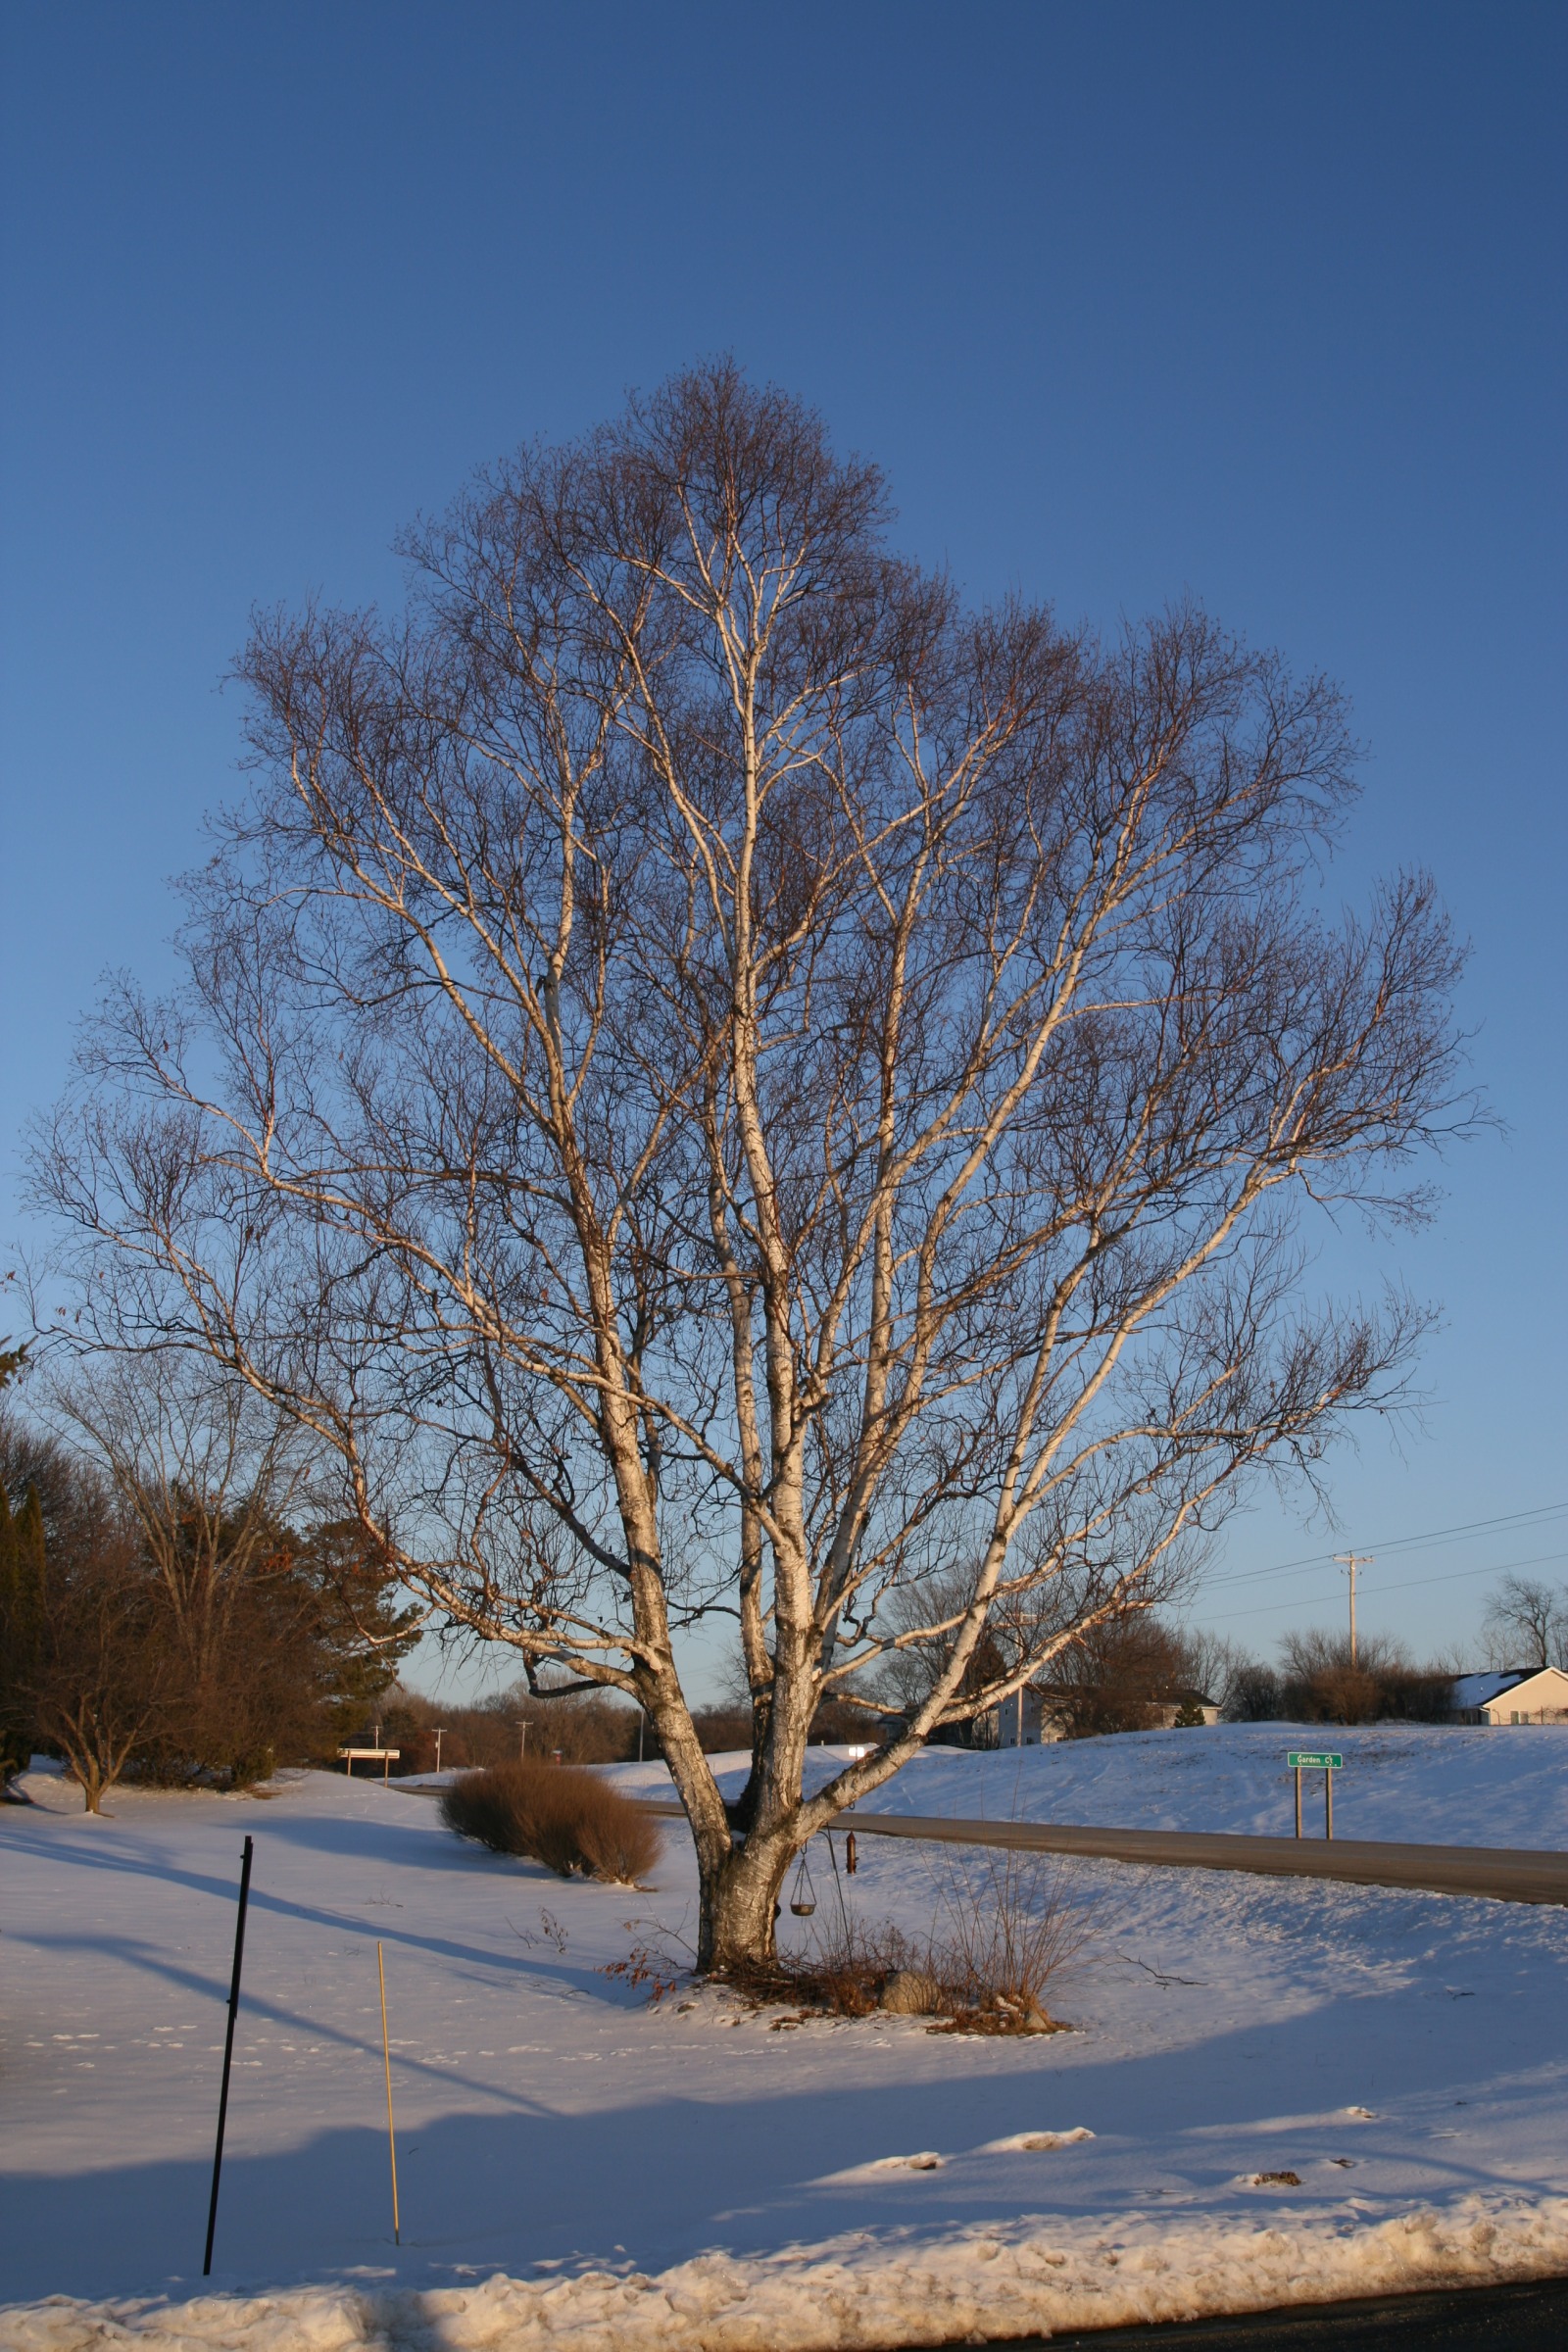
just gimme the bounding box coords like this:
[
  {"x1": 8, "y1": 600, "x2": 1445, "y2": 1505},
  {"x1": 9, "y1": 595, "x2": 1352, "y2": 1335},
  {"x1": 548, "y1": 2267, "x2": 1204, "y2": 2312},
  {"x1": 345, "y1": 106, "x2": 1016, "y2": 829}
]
[
  {"x1": 1221, "y1": 1630, "x2": 1453, "y2": 1726},
  {"x1": 1012, "y1": 1587, "x2": 1567, "y2": 1736},
  {"x1": 367, "y1": 1681, "x2": 882, "y2": 1773}
]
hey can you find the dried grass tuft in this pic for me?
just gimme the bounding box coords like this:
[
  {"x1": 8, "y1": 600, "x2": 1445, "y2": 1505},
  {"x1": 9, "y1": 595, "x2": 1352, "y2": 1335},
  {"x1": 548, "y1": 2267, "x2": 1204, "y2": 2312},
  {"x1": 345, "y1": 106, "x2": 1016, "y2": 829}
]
[
  {"x1": 733, "y1": 1916, "x2": 926, "y2": 2018},
  {"x1": 440, "y1": 1760, "x2": 662, "y2": 1884},
  {"x1": 734, "y1": 1842, "x2": 1098, "y2": 2033}
]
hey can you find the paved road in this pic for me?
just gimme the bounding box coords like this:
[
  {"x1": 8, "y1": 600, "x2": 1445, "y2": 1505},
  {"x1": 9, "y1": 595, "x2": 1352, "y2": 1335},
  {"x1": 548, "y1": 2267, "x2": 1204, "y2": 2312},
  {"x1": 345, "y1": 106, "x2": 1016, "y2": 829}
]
[
  {"x1": 925, "y1": 2273, "x2": 1568, "y2": 2348},
  {"x1": 407, "y1": 1785, "x2": 1568, "y2": 1905},
  {"x1": 822, "y1": 1812, "x2": 1568, "y2": 1905},
  {"x1": 633, "y1": 1800, "x2": 1568, "y2": 1904}
]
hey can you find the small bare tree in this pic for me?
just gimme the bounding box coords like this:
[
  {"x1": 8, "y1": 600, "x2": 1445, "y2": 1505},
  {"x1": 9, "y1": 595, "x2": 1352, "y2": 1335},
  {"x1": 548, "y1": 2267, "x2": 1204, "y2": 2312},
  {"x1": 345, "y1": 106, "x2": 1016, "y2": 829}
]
[
  {"x1": 38, "y1": 1354, "x2": 313, "y2": 1692},
  {"x1": 33, "y1": 365, "x2": 1470, "y2": 1968},
  {"x1": 32, "y1": 1540, "x2": 168, "y2": 1813},
  {"x1": 1481, "y1": 1575, "x2": 1567, "y2": 1673}
]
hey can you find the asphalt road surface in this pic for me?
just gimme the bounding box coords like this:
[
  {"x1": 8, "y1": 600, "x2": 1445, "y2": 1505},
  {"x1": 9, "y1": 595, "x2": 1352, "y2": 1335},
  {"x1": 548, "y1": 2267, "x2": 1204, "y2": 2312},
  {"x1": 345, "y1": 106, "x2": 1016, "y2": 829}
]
[
  {"x1": 926, "y1": 2273, "x2": 1568, "y2": 2348},
  {"x1": 632, "y1": 1797, "x2": 1568, "y2": 1905},
  {"x1": 814, "y1": 1811, "x2": 1568, "y2": 1906},
  {"x1": 410, "y1": 1787, "x2": 1568, "y2": 1905}
]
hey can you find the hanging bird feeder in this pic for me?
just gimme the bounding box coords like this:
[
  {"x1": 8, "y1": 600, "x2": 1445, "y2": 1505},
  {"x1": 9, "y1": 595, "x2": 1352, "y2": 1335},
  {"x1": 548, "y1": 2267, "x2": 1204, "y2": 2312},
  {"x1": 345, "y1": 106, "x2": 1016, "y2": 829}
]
[{"x1": 789, "y1": 1847, "x2": 817, "y2": 1917}]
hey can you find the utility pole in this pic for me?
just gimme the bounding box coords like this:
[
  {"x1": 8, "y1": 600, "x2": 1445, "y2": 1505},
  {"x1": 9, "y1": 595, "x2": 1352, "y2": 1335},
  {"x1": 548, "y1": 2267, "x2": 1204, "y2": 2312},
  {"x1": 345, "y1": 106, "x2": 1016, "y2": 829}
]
[
  {"x1": 1335, "y1": 1554, "x2": 1372, "y2": 1666},
  {"x1": 515, "y1": 1719, "x2": 529, "y2": 1763},
  {"x1": 432, "y1": 1727, "x2": 446, "y2": 1774}
]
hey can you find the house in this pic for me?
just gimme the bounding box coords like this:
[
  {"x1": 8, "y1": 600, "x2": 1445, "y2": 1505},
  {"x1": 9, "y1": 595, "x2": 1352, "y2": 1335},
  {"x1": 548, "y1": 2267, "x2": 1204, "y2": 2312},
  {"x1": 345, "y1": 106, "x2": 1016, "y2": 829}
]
[
  {"x1": 1012, "y1": 1684, "x2": 1219, "y2": 1744},
  {"x1": 1449, "y1": 1667, "x2": 1568, "y2": 1726}
]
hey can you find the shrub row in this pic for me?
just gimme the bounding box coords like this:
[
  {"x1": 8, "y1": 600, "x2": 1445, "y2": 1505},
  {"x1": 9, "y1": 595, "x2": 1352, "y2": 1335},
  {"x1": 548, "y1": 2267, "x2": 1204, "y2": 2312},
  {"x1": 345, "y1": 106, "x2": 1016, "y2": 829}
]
[{"x1": 440, "y1": 1758, "x2": 662, "y2": 1884}]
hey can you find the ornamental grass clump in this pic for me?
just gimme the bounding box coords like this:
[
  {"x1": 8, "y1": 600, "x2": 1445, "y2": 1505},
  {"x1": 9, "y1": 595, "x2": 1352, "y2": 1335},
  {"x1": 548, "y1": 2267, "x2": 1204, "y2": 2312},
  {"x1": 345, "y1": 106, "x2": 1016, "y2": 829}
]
[
  {"x1": 440, "y1": 1759, "x2": 662, "y2": 1884},
  {"x1": 753, "y1": 1846, "x2": 1097, "y2": 2032},
  {"x1": 924, "y1": 1846, "x2": 1098, "y2": 2030}
]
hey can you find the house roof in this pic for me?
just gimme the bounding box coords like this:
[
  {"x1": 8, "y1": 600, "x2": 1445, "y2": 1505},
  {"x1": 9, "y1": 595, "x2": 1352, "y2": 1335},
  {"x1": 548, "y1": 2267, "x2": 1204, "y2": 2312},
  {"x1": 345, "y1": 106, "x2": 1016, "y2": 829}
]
[
  {"x1": 1452, "y1": 1666, "x2": 1568, "y2": 1710},
  {"x1": 1452, "y1": 1671, "x2": 1529, "y2": 1708},
  {"x1": 1032, "y1": 1683, "x2": 1215, "y2": 1704}
]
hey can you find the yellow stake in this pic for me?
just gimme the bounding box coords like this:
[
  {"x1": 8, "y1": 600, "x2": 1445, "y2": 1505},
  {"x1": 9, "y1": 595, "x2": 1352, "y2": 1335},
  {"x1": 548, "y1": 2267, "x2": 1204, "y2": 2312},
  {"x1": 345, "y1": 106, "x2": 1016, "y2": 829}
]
[{"x1": 377, "y1": 1940, "x2": 401, "y2": 2245}]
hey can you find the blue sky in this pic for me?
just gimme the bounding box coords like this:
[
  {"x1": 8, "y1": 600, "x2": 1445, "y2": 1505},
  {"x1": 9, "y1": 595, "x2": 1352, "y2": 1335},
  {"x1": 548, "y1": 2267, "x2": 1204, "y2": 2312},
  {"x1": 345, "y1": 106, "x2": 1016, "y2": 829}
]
[{"x1": 2, "y1": 2, "x2": 1562, "y2": 1690}]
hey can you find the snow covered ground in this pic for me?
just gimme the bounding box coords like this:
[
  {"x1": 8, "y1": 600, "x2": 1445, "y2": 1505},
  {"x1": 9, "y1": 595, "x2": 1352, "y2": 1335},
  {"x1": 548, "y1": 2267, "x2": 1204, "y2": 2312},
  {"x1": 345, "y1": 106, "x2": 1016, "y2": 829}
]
[
  {"x1": 612, "y1": 1719, "x2": 1568, "y2": 1849},
  {"x1": 3, "y1": 1737, "x2": 1567, "y2": 2349}
]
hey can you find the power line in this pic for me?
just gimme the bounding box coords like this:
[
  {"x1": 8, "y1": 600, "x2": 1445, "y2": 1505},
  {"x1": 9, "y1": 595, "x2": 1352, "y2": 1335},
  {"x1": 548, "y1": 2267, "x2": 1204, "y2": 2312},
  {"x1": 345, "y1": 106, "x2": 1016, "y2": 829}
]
[
  {"x1": 1200, "y1": 1545, "x2": 1568, "y2": 1626},
  {"x1": 1201, "y1": 1502, "x2": 1565, "y2": 1590},
  {"x1": 1198, "y1": 1501, "x2": 1567, "y2": 1595}
]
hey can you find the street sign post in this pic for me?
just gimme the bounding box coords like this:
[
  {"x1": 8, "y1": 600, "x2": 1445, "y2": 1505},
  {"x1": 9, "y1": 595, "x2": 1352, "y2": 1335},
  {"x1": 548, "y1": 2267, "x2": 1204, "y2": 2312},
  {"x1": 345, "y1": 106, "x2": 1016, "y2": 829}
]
[{"x1": 1287, "y1": 1751, "x2": 1343, "y2": 1840}]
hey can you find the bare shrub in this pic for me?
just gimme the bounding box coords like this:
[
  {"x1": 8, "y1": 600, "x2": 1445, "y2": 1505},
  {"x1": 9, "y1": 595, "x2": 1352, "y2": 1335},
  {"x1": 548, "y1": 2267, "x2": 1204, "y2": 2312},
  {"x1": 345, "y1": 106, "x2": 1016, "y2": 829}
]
[
  {"x1": 600, "y1": 1942, "x2": 682, "y2": 2006},
  {"x1": 1277, "y1": 1629, "x2": 1452, "y2": 1725},
  {"x1": 573, "y1": 1785, "x2": 667, "y2": 1884},
  {"x1": 440, "y1": 1759, "x2": 662, "y2": 1884},
  {"x1": 798, "y1": 1916, "x2": 935, "y2": 2019}
]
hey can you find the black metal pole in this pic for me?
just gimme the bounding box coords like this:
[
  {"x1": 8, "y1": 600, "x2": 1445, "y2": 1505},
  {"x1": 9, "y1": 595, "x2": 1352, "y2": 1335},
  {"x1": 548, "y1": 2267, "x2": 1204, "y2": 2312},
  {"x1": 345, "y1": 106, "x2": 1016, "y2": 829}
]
[
  {"x1": 824, "y1": 1827, "x2": 851, "y2": 1944},
  {"x1": 203, "y1": 1834, "x2": 254, "y2": 2276}
]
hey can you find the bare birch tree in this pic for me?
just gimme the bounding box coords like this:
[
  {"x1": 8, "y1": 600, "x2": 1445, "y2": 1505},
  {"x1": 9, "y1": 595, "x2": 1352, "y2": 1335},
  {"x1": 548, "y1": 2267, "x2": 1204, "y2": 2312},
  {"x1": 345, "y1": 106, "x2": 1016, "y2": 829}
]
[{"x1": 33, "y1": 364, "x2": 1470, "y2": 1967}]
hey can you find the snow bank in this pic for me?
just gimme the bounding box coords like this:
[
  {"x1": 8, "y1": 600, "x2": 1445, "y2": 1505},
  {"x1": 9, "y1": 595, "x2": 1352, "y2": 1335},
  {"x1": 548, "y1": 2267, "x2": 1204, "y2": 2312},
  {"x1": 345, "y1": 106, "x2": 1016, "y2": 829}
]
[
  {"x1": 10, "y1": 2195, "x2": 1568, "y2": 2351},
  {"x1": 611, "y1": 1722, "x2": 1568, "y2": 1850}
]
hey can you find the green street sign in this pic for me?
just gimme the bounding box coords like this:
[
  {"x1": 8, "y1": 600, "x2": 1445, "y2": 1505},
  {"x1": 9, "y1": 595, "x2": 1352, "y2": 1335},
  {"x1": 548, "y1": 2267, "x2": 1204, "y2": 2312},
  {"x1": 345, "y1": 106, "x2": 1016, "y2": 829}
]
[{"x1": 1288, "y1": 1750, "x2": 1343, "y2": 1769}]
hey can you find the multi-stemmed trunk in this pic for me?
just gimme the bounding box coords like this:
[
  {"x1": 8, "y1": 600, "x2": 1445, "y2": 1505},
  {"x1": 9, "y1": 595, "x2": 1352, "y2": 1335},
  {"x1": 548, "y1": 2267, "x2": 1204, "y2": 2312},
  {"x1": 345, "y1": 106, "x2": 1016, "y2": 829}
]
[
  {"x1": 695, "y1": 1831, "x2": 798, "y2": 1975},
  {"x1": 642, "y1": 1623, "x2": 830, "y2": 1973}
]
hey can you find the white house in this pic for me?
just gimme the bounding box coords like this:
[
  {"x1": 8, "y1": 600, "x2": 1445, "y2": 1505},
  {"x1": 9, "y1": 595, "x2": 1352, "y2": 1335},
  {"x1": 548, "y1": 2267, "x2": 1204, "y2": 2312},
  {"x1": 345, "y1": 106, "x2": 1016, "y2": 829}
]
[
  {"x1": 1011, "y1": 1686, "x2": 1219, "y2": 1744},
  {"x1": 1450, "y1": 1667, "x2": 1568, "y2": 1726}
]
